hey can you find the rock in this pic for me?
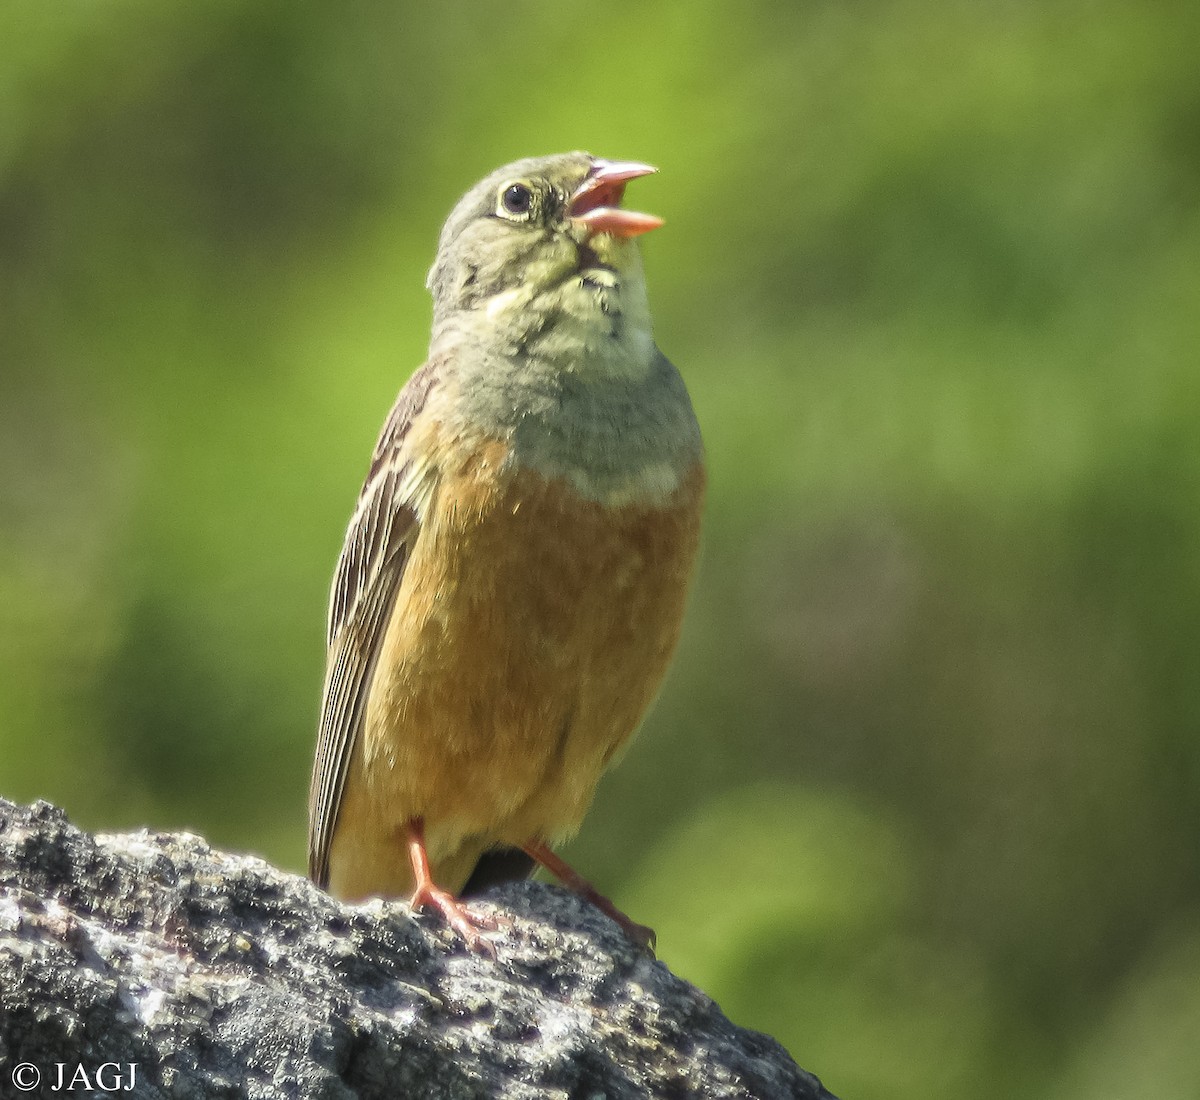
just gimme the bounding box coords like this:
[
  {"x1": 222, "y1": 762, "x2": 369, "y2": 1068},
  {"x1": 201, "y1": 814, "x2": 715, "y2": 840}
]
[{"x1": 0, "y1": 798, "x2": 835, "y2": 1099}]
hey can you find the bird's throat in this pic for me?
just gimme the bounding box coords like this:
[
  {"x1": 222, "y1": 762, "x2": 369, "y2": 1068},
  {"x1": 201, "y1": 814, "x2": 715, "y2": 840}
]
[{"x1": 574, "y1": 241, "x2": 609, "y2": 275}]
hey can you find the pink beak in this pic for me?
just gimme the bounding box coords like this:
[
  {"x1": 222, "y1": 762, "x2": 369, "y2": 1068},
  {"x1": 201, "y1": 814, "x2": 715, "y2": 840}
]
[{"x1": 568, "y1": 159, "x2": 664, "y2": 239}]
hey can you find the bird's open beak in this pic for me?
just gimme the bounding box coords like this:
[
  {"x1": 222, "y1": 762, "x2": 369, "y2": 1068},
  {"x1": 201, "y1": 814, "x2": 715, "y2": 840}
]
[{"x1": 569, "y1": 160, "x2": 664, "y2": 239}]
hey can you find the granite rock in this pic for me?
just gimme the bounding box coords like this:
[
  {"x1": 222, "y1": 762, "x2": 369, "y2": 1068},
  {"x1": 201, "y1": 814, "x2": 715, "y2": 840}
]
[{"x1": 0, "y1": 799, "x2": 835, "y2": 1099}]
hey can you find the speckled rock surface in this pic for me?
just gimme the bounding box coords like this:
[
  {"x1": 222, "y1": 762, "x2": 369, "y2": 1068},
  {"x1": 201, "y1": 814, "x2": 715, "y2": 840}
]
[{"x1": 0, "y1": 798, "x2": 835, "y2": 1099}]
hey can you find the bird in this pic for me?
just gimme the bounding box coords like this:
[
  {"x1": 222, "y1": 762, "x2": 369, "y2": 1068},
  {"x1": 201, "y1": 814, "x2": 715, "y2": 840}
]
[{"x1": 307, "y1": 152, "x2": 705, "y2": 952}]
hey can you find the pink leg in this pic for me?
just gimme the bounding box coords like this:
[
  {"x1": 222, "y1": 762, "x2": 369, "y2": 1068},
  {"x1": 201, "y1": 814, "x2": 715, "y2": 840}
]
[
  {"x1": 405, "y1": 819, "x2": 500, "y2": 954},
  {"x1": 523, "y1": 839, "x2": 656, "y2": 951}
]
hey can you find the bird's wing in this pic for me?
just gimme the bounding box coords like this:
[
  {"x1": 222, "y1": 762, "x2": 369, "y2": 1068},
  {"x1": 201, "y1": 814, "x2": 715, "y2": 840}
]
[{"x1": 308, "y1": 360, "x2": 442, "y2": 889}]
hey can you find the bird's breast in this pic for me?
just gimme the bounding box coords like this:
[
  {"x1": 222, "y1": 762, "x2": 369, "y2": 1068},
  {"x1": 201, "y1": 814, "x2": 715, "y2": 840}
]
[{"x1": 363, "y1": 428, "x2": 704, "y2": 844}]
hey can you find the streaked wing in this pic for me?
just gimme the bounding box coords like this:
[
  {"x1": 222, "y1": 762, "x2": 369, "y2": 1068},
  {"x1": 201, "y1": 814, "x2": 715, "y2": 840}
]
[{"x1": 308, "y1": 360, "x2": 441, "y2": 889}]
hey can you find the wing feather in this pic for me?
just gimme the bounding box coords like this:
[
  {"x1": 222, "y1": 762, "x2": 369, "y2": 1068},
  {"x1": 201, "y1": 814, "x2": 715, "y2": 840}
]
[{"x1": 308, "y1": 360, "x2": 441, "y2": 888}]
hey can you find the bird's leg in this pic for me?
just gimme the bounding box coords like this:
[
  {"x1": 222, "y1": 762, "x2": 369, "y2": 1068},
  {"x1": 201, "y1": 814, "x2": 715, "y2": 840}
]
[
  {"x1": 522, "y1": 839, "x2": 656, "y2": 952},
  {"x1": 404, "y1": 818, "x2": 500, "y2": 954}
]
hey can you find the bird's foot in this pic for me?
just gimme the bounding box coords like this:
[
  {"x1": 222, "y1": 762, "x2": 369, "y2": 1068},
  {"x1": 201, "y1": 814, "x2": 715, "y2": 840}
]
[
  {"x1": 523, "y1": 840, "x2": 657, "y2": 953},
  {"x1": 409, "y1": 881, "x2": 505, "y2": 956},
  {"x1": 606, "y1": 908, "x2": 657, "y2": 953},
  {"x1": 579, "y1": 890, "x2": 656, "y2": 953}
]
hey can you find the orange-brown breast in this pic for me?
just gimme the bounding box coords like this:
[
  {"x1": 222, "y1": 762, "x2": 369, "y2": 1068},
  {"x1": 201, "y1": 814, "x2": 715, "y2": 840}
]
[{"x1": 329, "y1": 431, "x2": 704, "y2": 899}]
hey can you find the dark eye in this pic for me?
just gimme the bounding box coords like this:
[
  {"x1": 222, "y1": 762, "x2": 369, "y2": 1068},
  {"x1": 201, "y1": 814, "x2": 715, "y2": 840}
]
[{"x1": 501, "y1": 183, "x2": 533, "y2": 216}]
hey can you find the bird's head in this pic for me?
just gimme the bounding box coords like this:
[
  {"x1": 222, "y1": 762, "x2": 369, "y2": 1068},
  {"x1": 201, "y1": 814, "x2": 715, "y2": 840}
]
[{"x1": 427, "y1": 152, "x2": 663, "y2": 358}]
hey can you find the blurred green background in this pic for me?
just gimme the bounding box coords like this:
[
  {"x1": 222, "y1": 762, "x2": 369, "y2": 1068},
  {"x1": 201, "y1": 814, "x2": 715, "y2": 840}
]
[{"x1": 2, "y1": 1, "x2": 1198, "y2": 1096}]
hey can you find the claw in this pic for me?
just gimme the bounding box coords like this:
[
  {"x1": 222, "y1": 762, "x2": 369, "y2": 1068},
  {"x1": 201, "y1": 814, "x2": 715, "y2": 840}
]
[
  {"x1": 404, "y1": 818, "x2": 503, "y2": 955},
  {"x1": 409, "y1": 882, "x2": 500, "y2": 956},
  {"x1": 523, "y1": 839, "x2": 657, "y2": 954}
]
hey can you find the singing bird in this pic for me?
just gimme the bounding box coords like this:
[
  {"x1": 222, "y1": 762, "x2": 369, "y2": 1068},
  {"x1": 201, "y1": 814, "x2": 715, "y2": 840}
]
[{"x1": 308, "y1": 152, "x2": 704, "y2": 950}]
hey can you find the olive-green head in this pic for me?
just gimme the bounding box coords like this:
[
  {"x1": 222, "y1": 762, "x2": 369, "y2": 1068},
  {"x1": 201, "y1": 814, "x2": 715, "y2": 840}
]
[{"x1": 426, "y1": 152, "x2": 663, "y2": 348}]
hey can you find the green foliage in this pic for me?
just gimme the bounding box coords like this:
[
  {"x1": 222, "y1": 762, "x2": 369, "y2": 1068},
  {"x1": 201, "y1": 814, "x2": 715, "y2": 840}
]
[{"x1": 3, "y1": 1, "x2": 1199, "y2": 1096}]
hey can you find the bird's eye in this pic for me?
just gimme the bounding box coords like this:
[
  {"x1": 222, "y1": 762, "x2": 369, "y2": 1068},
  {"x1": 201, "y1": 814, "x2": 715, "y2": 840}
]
[{"x1": 500, "y1": 183, "x2": 534, "y2": 217}]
